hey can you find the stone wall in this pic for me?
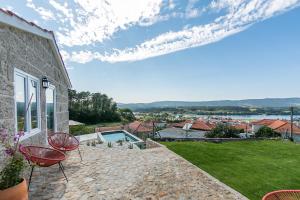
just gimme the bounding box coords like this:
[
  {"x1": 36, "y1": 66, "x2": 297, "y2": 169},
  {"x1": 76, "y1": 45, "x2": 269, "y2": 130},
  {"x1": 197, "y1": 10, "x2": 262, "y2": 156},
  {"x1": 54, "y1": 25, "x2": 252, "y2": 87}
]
[
  {"x1": 146, "y1": 138, "x2": 164, "y2": 149},
  {"x1": 0, "y1": 24, "x2": 69, "y2": 159}
]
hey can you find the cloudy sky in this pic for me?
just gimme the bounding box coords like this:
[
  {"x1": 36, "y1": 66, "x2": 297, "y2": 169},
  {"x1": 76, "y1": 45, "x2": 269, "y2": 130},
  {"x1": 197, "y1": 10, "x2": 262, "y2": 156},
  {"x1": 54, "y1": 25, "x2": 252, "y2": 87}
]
[{"x1": 1, "y1": 0, "x2": 300, "y2": 103}]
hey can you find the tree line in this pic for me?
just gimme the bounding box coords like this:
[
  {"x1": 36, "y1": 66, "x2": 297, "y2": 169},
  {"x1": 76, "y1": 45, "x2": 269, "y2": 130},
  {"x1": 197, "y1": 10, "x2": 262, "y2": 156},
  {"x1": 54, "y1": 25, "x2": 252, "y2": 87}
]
[
  {"x1": 68, "y1": 90, "x2": 134, "y2": 124},
  {"x1": 135, "y1": 106, "x2": 299, "y2": 115}
]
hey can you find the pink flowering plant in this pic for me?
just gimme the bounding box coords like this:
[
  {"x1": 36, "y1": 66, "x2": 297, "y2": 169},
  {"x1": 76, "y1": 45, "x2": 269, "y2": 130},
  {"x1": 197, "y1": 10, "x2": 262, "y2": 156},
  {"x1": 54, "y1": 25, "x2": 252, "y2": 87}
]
[{"x1": 0, "y1": 128, "x2": 26, "y2": 190}]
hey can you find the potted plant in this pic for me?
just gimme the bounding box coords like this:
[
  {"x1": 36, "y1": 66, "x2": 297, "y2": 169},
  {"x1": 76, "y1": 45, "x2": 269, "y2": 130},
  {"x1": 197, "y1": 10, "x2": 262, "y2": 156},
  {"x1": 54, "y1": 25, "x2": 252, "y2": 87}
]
[{"x1": 0, "y1": 129, "x2": 28, "y2": 200}]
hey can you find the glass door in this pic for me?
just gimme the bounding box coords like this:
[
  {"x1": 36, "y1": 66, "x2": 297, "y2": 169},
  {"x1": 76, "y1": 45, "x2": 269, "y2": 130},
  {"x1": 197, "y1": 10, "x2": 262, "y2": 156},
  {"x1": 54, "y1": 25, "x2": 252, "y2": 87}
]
[{"x1": 46, "y1": 85, "x2": 56, "y2": 137}]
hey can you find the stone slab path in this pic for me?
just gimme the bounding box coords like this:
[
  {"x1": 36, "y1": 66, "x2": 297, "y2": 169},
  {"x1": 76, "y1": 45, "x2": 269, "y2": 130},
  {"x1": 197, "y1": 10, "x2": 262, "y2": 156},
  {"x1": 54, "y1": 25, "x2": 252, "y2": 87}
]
[{"x1": 29, "y1": 142, "x2": 247, "y2": 200}]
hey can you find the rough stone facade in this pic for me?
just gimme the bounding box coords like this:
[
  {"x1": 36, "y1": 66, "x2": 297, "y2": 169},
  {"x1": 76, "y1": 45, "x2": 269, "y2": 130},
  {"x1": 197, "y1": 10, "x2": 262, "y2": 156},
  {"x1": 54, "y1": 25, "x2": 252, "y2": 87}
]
[{"x1": 0, "y1": 24, "x2": 69, "y2": 148}]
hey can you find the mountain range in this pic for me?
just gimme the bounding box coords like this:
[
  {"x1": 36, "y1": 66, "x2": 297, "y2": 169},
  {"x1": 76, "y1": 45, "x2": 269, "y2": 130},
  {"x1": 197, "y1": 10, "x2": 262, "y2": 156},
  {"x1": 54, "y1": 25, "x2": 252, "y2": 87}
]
[{"x1": 118, "y1": 98, "x2": 300, "y2": 111}]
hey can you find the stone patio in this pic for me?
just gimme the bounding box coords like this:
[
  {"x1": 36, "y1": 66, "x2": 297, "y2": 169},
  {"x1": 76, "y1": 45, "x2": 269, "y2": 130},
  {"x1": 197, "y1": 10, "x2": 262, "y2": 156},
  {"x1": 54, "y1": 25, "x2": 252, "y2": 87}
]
[{"x1": 29, "y1": 141, "x2": 247, "y2": 200}]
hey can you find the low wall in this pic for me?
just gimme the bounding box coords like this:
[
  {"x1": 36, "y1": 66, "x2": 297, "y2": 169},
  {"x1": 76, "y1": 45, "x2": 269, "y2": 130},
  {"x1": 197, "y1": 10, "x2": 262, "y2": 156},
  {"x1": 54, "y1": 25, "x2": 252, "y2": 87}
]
[
  {"x1": 95, "y1": 126, "x2": 123, "y2": 132},
  {"x1": 146, "y1": 138, "x2": 164, "y2": 148},
  {"x1": 157, "y1": 137, "x2": 265, "y2": 143}
]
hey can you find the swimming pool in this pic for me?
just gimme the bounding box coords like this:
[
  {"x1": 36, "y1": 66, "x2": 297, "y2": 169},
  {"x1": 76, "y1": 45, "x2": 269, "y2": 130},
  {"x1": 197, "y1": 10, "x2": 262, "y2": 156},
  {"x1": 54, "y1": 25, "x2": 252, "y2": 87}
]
[{"x1": 98, "y1": 130, "x2": 143, "y2": 143}]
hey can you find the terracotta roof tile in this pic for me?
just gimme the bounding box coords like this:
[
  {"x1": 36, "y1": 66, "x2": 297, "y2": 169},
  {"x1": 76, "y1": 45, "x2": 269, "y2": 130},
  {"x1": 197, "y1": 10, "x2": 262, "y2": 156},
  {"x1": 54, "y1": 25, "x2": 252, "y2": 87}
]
[
  {"x1": 268, "y1": 120, "x2": 287, "y2": 129},
  {"x1": 274, "y1": 123, "x2": 300, "y2": 135},
  {"x1": 173, "y1": 120, "x2": 212, "y2": 131},
  {"x1": 251, "y1": 119, "x2": 277, "y2": 126},
  {"x1": 128, "y1": 121, "x2": 153, "y2": 133},
  {"x1": 232, "y1": 123, "x2": 251, "y2": 132},
  {"x1": 191, "y1": 120, "x2": 212, "y2": 131}
]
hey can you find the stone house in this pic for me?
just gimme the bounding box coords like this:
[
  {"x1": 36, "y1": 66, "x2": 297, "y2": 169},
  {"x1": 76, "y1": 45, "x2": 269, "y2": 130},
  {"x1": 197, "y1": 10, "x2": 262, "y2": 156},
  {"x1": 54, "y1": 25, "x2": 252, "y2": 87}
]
[{"x1": 0, "y1": 9, "x2": 71, "y2": 150}]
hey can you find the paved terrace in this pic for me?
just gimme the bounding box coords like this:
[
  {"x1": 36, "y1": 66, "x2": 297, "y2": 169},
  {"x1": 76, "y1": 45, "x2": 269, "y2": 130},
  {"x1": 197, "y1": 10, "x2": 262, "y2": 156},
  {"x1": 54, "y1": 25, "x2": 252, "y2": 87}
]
[{"x1": 29, "y1": 141, "x2": 247, "y2": 200}]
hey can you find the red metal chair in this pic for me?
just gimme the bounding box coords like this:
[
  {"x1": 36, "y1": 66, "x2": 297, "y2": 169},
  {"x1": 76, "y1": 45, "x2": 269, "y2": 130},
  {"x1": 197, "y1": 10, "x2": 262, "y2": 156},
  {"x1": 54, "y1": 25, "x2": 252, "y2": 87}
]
[
  {"x1": 48, "y1": 132, "x2": 82, "y2": 161},
  {"x1": 262, "y1": 190, "x2": 300, "y2": 200},
  {"x1": 19, "y1": 145, "x2": 67, "y2": 190}
]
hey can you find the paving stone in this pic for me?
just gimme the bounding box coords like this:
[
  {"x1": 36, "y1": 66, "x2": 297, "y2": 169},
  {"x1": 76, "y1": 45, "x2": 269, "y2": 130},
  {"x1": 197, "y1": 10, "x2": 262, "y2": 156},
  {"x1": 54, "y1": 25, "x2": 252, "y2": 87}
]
[{"x1": 28, "y1": 143, "x2": 248, "y2": 200}]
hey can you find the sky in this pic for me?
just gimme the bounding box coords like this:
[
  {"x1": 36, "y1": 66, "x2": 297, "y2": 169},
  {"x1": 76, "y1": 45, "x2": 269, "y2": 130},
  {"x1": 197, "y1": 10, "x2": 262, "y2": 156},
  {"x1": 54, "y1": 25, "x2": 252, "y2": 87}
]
[{"x1": 1, "y1": 0, "x2": 300, "y2": 103}]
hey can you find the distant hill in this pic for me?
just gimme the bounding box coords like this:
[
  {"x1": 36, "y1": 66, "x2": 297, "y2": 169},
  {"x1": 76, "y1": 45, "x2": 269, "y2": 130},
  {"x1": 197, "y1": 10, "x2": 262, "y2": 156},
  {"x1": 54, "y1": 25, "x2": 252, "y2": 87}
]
[{"x1": 118, "y1": 98, "x2": 300, "y2": 111}]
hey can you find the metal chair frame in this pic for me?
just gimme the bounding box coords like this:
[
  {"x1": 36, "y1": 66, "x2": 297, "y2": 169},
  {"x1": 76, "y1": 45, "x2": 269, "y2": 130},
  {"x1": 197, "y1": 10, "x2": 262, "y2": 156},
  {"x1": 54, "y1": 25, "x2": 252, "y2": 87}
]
[
  {"x1": 19, "y1": 145, "x2": 68, "y2": 190},
  {"x1": 48, "y1": 132, "x2": 82, "y2": 161},
  {"x1": 262, "y1": 190, "x2": 300, "y2": 200}
]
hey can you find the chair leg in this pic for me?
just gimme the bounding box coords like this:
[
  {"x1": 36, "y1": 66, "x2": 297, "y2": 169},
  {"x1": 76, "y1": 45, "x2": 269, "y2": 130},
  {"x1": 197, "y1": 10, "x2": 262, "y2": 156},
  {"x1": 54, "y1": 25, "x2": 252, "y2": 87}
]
[
  {"x1": 28, "y1": 166, "x2": 34, "y2": 191},
  {"x1": 59, "y1": 162, "x2": 68, "y2": 182},
  {"x1": 60, "y1": 162, "x2": 65, "y2": 170},
  {"x1": 78, "y1": 148, "x2": 83, "y2": 161}
]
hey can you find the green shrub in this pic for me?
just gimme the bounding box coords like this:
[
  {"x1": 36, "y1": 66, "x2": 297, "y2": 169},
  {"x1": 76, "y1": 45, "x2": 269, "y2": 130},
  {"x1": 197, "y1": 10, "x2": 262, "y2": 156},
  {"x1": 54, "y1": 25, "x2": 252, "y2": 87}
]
[
  {"x1": 205, "y1": 124, "x2": 240, "y2": 138},
  {"x1": 0, "y1": 155, "x2": 25, "y2": 190},
  {"x1": 108, "y1": 142, "x2": 113, "y2": 148},
  {"x1": 255, "y1": 126, "x2": 281, "y2": 138},
  {"x1": 69, "y1": 125, "x2": 94, "y2": 136}
]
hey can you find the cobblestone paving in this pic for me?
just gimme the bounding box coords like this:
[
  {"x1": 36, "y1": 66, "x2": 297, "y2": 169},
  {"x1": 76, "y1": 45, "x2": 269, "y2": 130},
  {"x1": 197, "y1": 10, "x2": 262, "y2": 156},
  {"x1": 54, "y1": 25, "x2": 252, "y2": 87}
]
[{"x1": 29, "y1": 143, "x2": 247, "y2": 200}]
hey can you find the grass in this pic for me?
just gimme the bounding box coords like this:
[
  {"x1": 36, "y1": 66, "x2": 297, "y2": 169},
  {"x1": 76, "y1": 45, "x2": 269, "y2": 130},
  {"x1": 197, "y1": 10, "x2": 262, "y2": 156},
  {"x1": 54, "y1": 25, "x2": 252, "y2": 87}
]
[
  {"x1": 161, "y1": 140, "x2": 300, "y2": 200},
  {"x1": 70, "y1": 122, "x2": 123, "y2": 136}
]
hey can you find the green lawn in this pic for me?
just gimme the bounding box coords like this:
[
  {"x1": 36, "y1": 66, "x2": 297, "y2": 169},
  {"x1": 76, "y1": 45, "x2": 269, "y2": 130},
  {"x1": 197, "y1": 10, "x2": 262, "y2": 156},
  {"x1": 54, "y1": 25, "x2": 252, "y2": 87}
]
[{"x1": 161, "y1": 140, "x2": 300, "y2": 200}]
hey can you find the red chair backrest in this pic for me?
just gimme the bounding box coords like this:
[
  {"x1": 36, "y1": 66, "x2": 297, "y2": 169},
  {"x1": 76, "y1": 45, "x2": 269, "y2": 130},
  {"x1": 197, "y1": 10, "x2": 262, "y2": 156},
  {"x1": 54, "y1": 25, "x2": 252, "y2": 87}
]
[
  {"x1": 19, "y1": 145, "x2": 65, "y2": 167},
  {"x1": 262, "y1": 190, "x2": 300, "y2": 200},
  {"x1": 48, "y1": 132, "x2": 79, "y2": 151}
]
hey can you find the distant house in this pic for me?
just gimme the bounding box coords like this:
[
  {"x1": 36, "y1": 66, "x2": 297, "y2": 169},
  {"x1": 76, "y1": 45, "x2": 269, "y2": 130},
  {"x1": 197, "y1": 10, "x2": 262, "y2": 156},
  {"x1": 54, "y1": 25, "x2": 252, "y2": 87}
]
[
  {"x1": 232, "y1": 123, "x2": 251, "y2": 133},
  {"x1": 173, "y1": 119, "x2": 213, "y2": 131},
  {"x1": 157, "y1": 119, "x2": 213, "y2": 139},
  {"x1": 251, "y1": 119, "x2": 277, "y2": 133},
  {"x1": 127, "y1": 121, "x2": 154, "y2": 134},
  {"x1": 251, "y1": 119, "x2": 300, "y2": 141},
  {"x1": 0, "y1": 9, "x2": 71, "y2": 148}
]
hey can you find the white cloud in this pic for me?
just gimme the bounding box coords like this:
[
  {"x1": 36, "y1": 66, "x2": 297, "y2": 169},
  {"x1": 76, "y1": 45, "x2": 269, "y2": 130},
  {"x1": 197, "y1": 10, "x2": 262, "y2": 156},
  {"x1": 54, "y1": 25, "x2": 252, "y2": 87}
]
[
  {"x1": 169, "y1": 0, "x2": 176, "y2": 10},
  {"x1": 25, "y1": 0, "x2": 300, "y2": 64},
  {"x1": 49, "y1": 0, "x2": 73, "y2": 18},
  {"x1": 53, "y1": 0, "x2": 163, "y2": 46},
  {"x1": 186, "y1": 0, "x2": 201, "y2": 18},
  {"x1": 26, "y1": 0, "x2": 55, "y2": 20},
  {"x1": 64, "y1": 0, "x2": 300, "y2": 63}
]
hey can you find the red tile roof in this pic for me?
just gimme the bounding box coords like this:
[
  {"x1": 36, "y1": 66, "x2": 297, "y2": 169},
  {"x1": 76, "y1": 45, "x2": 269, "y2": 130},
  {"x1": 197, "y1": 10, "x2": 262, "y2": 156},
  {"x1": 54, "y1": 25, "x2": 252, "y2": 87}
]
[
  {"x1": 268, "y1": 120, "x2": 287, "y2": 130},
  {"x1": 173, "y1": 120, "x2": 192, "y2": 128},
  {"x1": 128, "y1": 121, "x2": 153, "y2": 133},
  {"x1": 274, "y1": 122, "x2": 300, "y2": 135},
  {"x1": 173, "y1": 120, "x2": 212, "y2": 131},
  {"x1": 191, "y1": 120, "x2": 212, "y2": 131},
  {"x1": 232, "y1": 123, "x2": 251, "y2": 132},
  {"x1": 252, "y1": 118, "x2": 300, "y2": 135},
  {"x1": 206, "y1": 122, "x2": 217, "y2": 129},
  {"x1": 251, "y1": 119, "x2": 277, "y2": 126}
]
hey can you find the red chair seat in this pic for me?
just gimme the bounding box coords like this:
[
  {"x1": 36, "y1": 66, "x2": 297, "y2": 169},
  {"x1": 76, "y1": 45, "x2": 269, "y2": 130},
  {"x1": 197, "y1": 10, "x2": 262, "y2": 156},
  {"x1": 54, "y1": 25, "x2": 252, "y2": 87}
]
[
  {"x1": 48, "y1": 132, "x2": 79, "y2": 152},
  {"x1": 262, "y1": 190, "x2": 300, "y2": 200},
  {"x1": 19, "y1": 145, "x2": 65, "y2": 167}
]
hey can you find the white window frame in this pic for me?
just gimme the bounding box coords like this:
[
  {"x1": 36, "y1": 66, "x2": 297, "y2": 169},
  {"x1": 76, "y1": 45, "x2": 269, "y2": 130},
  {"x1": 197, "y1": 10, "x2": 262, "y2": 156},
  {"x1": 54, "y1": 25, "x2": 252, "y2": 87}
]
[
  {"x1": 14, "y1": 68, "x2": 41, "y2": 141},
  {"x1": 45, "y1": 84, "x2": 56, "y2": 144}
]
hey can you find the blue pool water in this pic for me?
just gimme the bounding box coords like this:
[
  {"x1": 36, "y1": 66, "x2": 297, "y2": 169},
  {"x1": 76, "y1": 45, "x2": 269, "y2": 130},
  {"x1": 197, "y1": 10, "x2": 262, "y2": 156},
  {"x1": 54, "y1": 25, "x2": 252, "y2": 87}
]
[{"x1": 101, "y1": 131, "x2": 138, "y2": 142}]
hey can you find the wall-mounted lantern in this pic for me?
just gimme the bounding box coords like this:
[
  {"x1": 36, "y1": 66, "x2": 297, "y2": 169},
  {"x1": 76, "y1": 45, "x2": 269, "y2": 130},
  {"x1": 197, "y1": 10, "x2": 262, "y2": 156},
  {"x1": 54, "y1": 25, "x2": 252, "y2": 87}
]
[{"x1": 42, "y1": 76, "x2": 49, "y2": 88}]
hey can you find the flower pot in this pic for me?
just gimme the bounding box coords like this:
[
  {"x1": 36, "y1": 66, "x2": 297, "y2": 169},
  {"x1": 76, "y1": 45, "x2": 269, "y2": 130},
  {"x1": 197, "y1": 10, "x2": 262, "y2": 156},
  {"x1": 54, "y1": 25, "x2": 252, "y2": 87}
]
[{"x1": 0, "y1": 178, "x2": 28, "y2": 200}]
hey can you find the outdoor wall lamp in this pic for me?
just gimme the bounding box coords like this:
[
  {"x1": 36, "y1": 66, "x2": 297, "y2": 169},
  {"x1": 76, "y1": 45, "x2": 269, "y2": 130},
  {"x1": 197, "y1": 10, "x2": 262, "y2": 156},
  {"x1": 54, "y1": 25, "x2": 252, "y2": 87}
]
[{"x1": 42, "y1": 76, "x2": 49, "y2": 88}]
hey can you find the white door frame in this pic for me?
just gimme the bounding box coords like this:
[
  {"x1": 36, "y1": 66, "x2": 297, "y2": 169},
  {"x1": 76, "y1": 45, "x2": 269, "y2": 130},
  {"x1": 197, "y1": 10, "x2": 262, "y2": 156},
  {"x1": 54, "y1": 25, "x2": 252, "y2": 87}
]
[{"x1": 45, "y1": 84, "x2": 57, "y2": 144}]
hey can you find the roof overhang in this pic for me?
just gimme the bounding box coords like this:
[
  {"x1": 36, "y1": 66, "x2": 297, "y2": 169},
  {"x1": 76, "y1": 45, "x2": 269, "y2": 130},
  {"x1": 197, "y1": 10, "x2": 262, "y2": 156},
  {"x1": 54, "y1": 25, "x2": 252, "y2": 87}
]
[{"x1": 0, "y1": 9, "x2": 72, "y2": 88}]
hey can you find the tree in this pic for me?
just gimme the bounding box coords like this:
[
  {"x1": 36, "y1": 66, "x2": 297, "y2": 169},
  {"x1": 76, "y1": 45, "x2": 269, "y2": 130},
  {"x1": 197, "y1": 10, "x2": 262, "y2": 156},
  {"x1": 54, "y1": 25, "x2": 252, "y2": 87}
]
[
  {"x1": 255, "y1": 126, "x2": 281, "y2": 138},
  {"x1": 205, "y1": 124, "x2": 240, "y2": 138},
  {"x1": 68, "y1": 90, "x2": 121, "y2": 124},
  {"x1": 118, "y1": 108, "x2": 135, "y2": 122}
]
